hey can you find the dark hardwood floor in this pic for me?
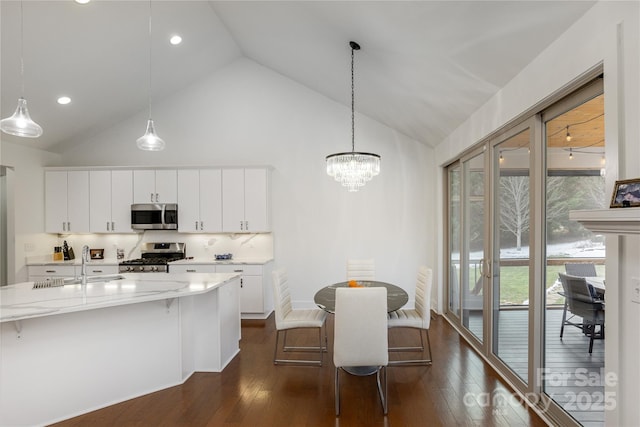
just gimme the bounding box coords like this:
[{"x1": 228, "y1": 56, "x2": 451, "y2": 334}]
[{"x1": 53, "y1": 314, "x2": 547, "y2": 427}]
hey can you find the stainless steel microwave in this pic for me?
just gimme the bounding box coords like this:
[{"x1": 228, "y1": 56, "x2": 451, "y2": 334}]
[{"x1": 131, "y1": 204, "x2": 178, "y2": 230}]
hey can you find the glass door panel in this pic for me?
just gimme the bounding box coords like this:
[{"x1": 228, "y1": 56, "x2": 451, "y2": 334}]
[
  {"x1": 542, "y1": 87, "x2": 605, "y2": 425},
  {"x1": 447, "y1": 165, "x2": 461, "y2": 318},
  {"x1": 491, "y1": 127, "x2": 532, "y2": 383},
  {"x1": 461, "y1": 150, "x2": 485, "y2": 342}
]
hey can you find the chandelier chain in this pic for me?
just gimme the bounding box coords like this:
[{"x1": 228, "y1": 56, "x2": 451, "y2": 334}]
[{"x1": 351, "y1": 45, "x2": 355, "y2": 153}]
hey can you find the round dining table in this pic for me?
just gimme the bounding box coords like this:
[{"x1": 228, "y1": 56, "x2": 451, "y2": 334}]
[{"x1": 314, "y1": 280, "x2": 408, "y2": 314}]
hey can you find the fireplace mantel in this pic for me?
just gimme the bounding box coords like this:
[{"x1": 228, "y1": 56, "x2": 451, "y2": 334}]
[{"x1": 570, "y1": 208, "x2": 640, "y2": 235}]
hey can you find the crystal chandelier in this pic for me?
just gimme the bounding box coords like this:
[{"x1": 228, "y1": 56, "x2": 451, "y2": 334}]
[
  {"x1": 1, "y1": 2, "x2": 43, "y2": 138},
  {"x1": 137, "y1": 0, "x2": 165, "y2": 151},
  {"x1": 326, "y1": 41, "x2": 380, "y2": 192}
]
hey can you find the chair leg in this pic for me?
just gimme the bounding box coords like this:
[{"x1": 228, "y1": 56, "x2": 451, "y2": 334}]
[
  {"x1": 274, "y1": 326, "x2": 325, "y2": 366},
  {"x1": 376, "y1": 366, "x2": 388, "y2": 415},
  {"x1": 389, "y1": 328, "x2": 432, "y2": 366},
  {"x1": 335, "y1": 367, "x2": 340, "y2": 416},
  {"x1": 560, "y1": 301, "x2": 567, "y2": 338}
]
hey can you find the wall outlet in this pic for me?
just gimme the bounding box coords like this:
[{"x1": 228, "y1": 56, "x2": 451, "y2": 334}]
[
  {"x1": 632, "y1": 277, "x2": 640, "y2": 305},
  {"x1": 24, "y1": 242, "x2": 35, "y2": 252}
]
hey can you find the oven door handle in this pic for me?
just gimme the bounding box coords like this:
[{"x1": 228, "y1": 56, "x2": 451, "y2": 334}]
[{"x1": 161, "y1": 204, "x2": 166, "y2": 228}]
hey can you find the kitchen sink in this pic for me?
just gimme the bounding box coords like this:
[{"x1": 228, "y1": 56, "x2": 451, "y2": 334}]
[{"x1": 64, "y1": 275, "x2": 126, "y2": 285}]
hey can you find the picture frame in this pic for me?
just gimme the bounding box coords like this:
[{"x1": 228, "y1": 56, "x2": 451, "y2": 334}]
[
  {"x1": 90, "y1": 249, "x2": 104, "y2": 260},
  {"x1": 610, "y1": 178, "x2": 640, "y2": 208}
]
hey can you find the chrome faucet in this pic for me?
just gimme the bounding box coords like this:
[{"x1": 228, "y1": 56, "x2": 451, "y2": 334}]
[{"x1": 81, "y1": 245, "x2": 90, "y2": 284}]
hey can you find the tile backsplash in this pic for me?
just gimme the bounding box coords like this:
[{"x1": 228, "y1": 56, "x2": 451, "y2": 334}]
[{"x1": 45, "y1": 231, "x2": 273, "y2": 261}]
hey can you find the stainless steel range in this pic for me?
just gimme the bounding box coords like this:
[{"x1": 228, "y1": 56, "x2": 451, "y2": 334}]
[{"x1": 119, "y1": 242, "x2": 186, "y2": 273}]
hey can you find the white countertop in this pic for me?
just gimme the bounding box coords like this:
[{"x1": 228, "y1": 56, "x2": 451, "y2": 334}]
[{"x1": 0, "y1": 273, "x2": 240, "y2": 323}]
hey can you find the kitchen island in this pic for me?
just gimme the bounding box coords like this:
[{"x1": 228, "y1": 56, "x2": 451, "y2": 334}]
[{"x1": 0, "y1": 273, "x2": 241, "y2": 426}]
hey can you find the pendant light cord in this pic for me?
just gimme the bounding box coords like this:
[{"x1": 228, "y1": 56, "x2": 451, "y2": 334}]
[
  {"x1": 19, "y1": 1, "x2": 25, "y2": 97},
  {"x1": 147, "y1": 0, "x2": 152, "y2": 119}
]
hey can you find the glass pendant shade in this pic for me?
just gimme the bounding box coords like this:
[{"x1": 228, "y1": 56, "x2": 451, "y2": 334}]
[
  {"x1": 136, "y1": 119, "x2": 165, "y2": 151},
  {"x1": 326, "y1": 152, "x2": 381, "y2": 192},
  {"x1": 1, "y1": 97, "x2": 43, "y2": 138}
]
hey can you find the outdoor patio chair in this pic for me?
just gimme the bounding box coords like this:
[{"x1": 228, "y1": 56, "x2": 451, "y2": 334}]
[
  {"x1": 564, "y1": 262, "x2": 597, "y2": 277},
  {"x1": 558, "y1": 273, "x2": 605, "y2": 353}
]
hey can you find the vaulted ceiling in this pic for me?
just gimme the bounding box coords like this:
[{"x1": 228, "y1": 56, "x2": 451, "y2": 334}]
[{"x1": 0, "y1": 1, "x2": 596, "y2": 153}]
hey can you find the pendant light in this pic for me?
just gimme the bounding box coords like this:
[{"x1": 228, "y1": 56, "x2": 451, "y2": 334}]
[
  {"x1": 326, "y1": 41, "x2": 380, "y2": 192},
  {"x1": 0, "y1": 2, "x2": 43, "y2": 138},
  {"x1": 137, "y1": 0, "x2": 165, "y2": 151}
]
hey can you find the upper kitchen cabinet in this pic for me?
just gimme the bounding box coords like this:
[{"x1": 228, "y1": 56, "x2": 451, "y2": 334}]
[
  {"x1": 133, "y1": 169, "x2": 177, "y2": 203},
  {"x1": 222, "y1": 168, "x2": 270, "y2": 233},
  {"x1": 177, "y1": 169, "x2": 222, "y2": 232},
  {"x1": 45, "y1": 171, "x2": 90, "y2": 233},
  {"x1": 90, "y1": 170, "x2": 133, "y2": 233}
]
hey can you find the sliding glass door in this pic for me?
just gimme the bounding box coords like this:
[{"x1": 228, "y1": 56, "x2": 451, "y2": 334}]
[
  {"x1": 491, "y1": 123, "x2": 533, "y2": 384},
  {"x1": 444, "y1": 75, "x2": 605, "y2": 426}
]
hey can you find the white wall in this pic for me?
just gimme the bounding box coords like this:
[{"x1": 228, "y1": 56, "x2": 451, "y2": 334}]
[
  {"x1": 435, "y1": 2, "x2": 640, "y2": 425},
  {"x1": 52, "y1": 57, "x2": 435, "y2": 308},
  {"x1": 0, "y1": 142, "x2": 60, "y2": 282}
]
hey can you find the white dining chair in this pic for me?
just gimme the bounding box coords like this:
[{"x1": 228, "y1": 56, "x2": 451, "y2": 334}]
[
  {"x1": 334, "y1": 287, "x2": 388, "y2": 415},
  {"x1": 272, "y1": 268, "x2": 328, "y2": 366},
  {"x1": 346, "y1": 258, "x2": 375, "y2": 281},
  {"x1": 387, "y1": 266, "x2": 433, "y2": 365}
]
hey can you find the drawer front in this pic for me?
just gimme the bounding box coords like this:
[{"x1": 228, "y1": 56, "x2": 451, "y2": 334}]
[
  {"x1": 86, "y1": 265, "x2": 119, "y2": 276},
  {"x1": 170, "y1": 264, "x2": 216, "y2": 274},
  {"x1": 28, "y1": 265, "x2": 76, "y2": 277},
  {"x1": 216, "y1": 264, "x2": 263, "y2": 276}
]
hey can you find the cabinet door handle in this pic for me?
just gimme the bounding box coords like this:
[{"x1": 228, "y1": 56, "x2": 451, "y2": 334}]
[
  {"x1": 111, "y1": 221, "x2": 115, "y2": 231},
  {"x1": 150, "y1": 192, "x2": 154, "y2": 202},
  {"x1": 240, "y1": 221, "x2": 243, "y2": 231},
  {"x1": 155, "y1": 193, "x2": 159, "y2": 202},
  {"x1": 92, "y1": 270, "x2": 103, "y2": 273},
  {"x1": 245, "y1": 221, "x2": 249, "y2": 230},
  {"x1": 200, "y1": 221, "x2": 203, "y2": 230},
  {"x1": 240, "y1": 278, "x2": 243, "y2": 288},
  {"x1": 62, "y1": 222, "x2": 66, "y2": 232},
  {"x1": 67, "y1": 222, "x2": 71, "y2": 230},
  {"x1": 195, "y1": 221, "x2": 198, "y2": 230},
  {"x1": 234, "y1": 269, "x2": 243, "y2": 273},
  {"x1": 186, "y1": 269, "x2": 196, "y2": 273},
  {"x1": 45, "y1": 270, "x2": 56, "y2": 273},
  {"x1": 106, "y1": 221, "x2": 110, "y2": 231}
]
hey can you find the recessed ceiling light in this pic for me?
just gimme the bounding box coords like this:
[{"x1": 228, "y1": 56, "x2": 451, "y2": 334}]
[
  {"x1": 75, "y1": 0, "x2": 90, "y2": 4},
  {"x1": 169, "y1": 35, "x2": 182, "y2": 45},
  {"x1": 57, "y1": 96, "x2": 71, "y2": 105}
]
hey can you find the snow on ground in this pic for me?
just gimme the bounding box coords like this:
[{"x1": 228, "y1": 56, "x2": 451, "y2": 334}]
[
  {"x1": 453, "y1": 238, "x2": 607, "y2": 260},
  {"x1": 452, "y1": 239, "x2": 606, "y2": 305}
]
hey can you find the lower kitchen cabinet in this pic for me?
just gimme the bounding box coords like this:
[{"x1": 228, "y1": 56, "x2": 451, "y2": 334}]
[
  {"x1": 215, "y1": 262, "x2": 273, "y2": 319},
  {"x1": 28, "y1": 264, "x2": 118, "y2": 281}
]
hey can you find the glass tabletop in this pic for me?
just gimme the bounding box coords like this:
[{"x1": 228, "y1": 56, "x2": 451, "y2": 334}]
[{"x1": 314, "y1": 281, "x2": 409, "y2": 313}]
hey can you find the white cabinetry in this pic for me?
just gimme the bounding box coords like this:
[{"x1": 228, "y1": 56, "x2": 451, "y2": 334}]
[
  {"x1": 216, "y1": 262, "x2": 273, "y2": 319},
  {"x1": 45, "y1": 171, "x2": 90, "y2": 233},
  {"x1": 177, "y1": 169, "x2": 222, "y2": 232},
  {"x1": 222, "y1": 168, "x2": 270, "y2": 233},
  {"x1": 133, "y1": 169, "x2": 177, "y2": 203},
  {"x1": 90, "y1": 170, "x2": 133, "y2": 233}
]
